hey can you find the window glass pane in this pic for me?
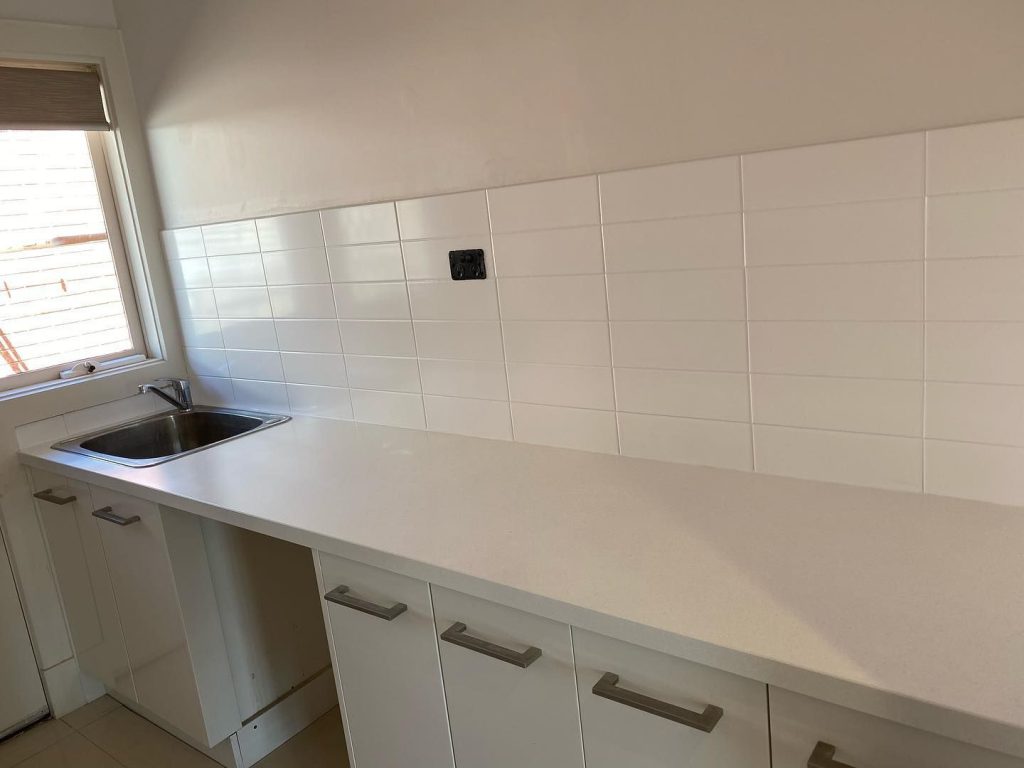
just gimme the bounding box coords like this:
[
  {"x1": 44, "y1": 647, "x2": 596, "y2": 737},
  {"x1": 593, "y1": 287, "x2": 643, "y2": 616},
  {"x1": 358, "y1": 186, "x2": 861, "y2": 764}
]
[{"x1": 0, "y1": 130, "x2": 134, "y2": 383}]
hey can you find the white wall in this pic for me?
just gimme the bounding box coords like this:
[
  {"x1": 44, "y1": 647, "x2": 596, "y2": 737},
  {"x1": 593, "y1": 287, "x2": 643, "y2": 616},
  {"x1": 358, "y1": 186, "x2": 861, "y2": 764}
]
[
  {"x1": 0, "y1": 0, "x2": 115, "y2": 28},
  {"x1": 114, "y1": 0, "x2": 1024, "y2": 229}
]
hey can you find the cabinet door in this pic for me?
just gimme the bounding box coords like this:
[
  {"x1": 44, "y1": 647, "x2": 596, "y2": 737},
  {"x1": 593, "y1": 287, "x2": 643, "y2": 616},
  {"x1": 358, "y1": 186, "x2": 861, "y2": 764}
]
[
  {"x1": 316, "y1": 552, "x2": 453, "y2": 768},
  {"x1": 31, "y1": 470, "x2": 134, "y2": 700},
  {"x1": 769, "y1": 687, "x2": 1022, "y2": 768},
  {"x1": 431, "y1": 586, "x2": 584, "y2": 768},
  {"x1": 89, "y1": 487, "x2": 208, "y2": 743},
  {"x1": 574, "y1": 628, "x2": 770, "y2": 768}
]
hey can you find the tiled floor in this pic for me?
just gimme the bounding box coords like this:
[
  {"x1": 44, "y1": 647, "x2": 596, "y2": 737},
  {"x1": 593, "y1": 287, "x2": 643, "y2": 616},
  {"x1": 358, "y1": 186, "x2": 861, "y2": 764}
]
[{"x1": 0, "y1": 698, "x2": 348, "y2": 768}]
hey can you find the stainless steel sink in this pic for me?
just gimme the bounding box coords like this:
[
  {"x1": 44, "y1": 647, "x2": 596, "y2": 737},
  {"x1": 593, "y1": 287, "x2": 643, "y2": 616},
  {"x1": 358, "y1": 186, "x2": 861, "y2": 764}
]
[{"x1": 53, "y1": 406, "x2": 290, "y2": 467}]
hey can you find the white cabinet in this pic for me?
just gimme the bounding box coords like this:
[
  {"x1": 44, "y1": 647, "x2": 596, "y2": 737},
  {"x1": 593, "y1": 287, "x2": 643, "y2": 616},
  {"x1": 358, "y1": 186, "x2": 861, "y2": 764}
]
[
  {"x1": 769, "y1": 687, "x2": 1023, "y2": 768},
  {"x1": 431, "y1": 586, "x2": 585, "y2": 768},
  {"x1": 573, "y1": 628, "x2": 770, "y2": 768},
  {"x1": 316, "y1": 552, "x2": 453, "y2": 768}
]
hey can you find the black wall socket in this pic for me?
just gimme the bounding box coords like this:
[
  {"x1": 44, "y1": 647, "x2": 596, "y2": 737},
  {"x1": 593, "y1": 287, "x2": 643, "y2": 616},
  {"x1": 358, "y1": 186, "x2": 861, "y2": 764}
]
[{"x1": 449, "y1": 249, "x2": 486, "y2": 280}]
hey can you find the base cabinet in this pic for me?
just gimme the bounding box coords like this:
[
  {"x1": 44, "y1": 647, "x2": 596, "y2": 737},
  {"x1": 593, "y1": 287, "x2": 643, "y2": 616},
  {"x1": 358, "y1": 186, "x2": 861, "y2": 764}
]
[{"x1": 573, "y1": 628, "x2": 770, "y2": 768}]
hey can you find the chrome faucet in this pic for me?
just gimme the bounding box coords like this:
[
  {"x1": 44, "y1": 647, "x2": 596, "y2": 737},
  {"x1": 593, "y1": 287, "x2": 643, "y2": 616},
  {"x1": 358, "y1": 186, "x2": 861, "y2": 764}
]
[{"x1": 138, "y1": 377, "x2": 193, "y2": 412}]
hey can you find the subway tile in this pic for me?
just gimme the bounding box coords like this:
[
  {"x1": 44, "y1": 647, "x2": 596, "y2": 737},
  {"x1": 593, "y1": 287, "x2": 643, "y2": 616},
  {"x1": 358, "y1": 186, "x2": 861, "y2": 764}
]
[
  {"x1": 491, "y1": 226, "x2": 603, "y2": 277},
  {"x1": 607, "y1": 269, "x2": 745, "y2": 321},
  {"x1": 419, "y1": 359, "x2": 508, "y2": 400},
  {"x1": 603, "y1": 213, "x2": 743, "y2": 273},
  {"x1": 180, "y1": 318, "x2": 223, "y2": 349},
  {"x1": 268, "y1": 284, "x2": 337, "y2": 319},
  {"x1": 487, "y1": 176, "x2": 599, "y2": 233},
  {"x1": 507, "y1": 363, "x2": 614, "y2": 410},
  {"x1": 261, "y1": 247, "x2": 330, "y2": 285},
  {"x1": 926, "y1": 322, "x2": 1024, "y2": 385},
  {"x1": 339, "y1": 320, "x2": 416, "y2": 357},
  {"x1": 232, "y1": 379, "x2": 289, "y2": 411},
  {"x1": 511, "y1": 402, "x2": 618, "y2": 454},
  {"x1": 615, "y1": 368, "x2": 750, "y2": 422},
  {"x1": 742, "y1": 133, "x2": 924, "y2": 210},
  {"x1": 752, "y1": 374, "x2": 922, "y2": 436},
  {"x1": 15, "y1": 416, "x2": 68, "y2": 449},
  {"x1": 225, "y1": 349, "x2": 284, "y2": 381},
  {"x1": 408, "y1": 280, "x2": 498, "y2": 320},
  {"x1": 926, "y1": 190, "x2": 1024, "y2": 259},
  {"x1": 402, "y1": 236, "x2": 492, "y2": 281},
  {"x1": 208, "y1": 254, "x2": 266, "y2": 287},
  {"x1": 926, "y1": 256, "x2": 1024, "y2": 321},
  {"x1": 275, "y1": 319, "x2": 342, "y2": 353},
  {"x1": 175, "y1": 289, "x2": 218, "y2": 319},
  {"x1": 162, "y1": 227, "x2": 205, "y2": 259},
  {"x1": 925, "y1": 440, "x2": 1024, "y2": 506},
  {"x1": 927, "y1": 118, "x2": 1024, "y2": 195},
  {"x1": 167, "y1": 257, "x2": 211, "y2": 289},
  {"x1": 256, "y1": 211, "x2": 323, "y2": 252},
  {"x1": 202, "y1": 220, "x2": 259, "y2": 256},
  {"x1": 618, "y1": 412, "x2": 753, "y2": 471},
  {"x1": 213, "y1": 287, "x2": 272, "y2": 318},
  {"x1": 497, "y1": 275, "x2": 607, "y2": 321},
  {"x1": 220, "y1": 318, "x2": 278, "y2": 351},
  {"x1": 345, "y1": 354, "x2": 421, "y2": 393},
  {"x1": 396, "y1": 191, "x2": 489, "y2": 240},
  {"x1": 925, "y1": 381, "x2": 1024, "y2": 446},
  {"x1": 754, "y1": 425, "x2": 922, "y2": 492},
  {"x1": 191, "y1": 376, "x2": 234, "y2": 407},
  {"x1": 424, "y1": 395, "x2": 513, "y2": 440},
  {"x1": 745, "y1": 198, "x2": 924, "y2": 266},
  {"x1": 747, "y1": 261, "x2": 922, "y2": 321},
  {"x1": 185, "y1": 347, "x2": 229, "y2": 378},
  {"x1": 749, "y1": 321, "x2": 923, "y2": 379},
  {"x1": 65, "y1": 395, "x2": 157, "y2": 435},
  {"x1": 610, "y1": 321, "x2": 747, "y2": 372},
  {"x1": 286, "y1": 384, "x2": 353, "y2": 420},
  {"x1": 321, "y1": 202, "x2": 398, "y2": 245},
  {"x1": 413, "y1": 320, "x2": 503, "y2": 361},
  {"x1": 350, "y1": 389, "x2": 425, "y2": 429},
  {"x1": 502, "y1": 321, "x2": 610, "y2": 366},
  {"x1": 327, "y1": 243, "x2": 406, "y2": 283},
  {"x1": 333, "y1": 282, "x2": 410, "y2": 320},
  {"x1": 281, "y1": 352, "x2": 348, "y2": 387},
  {"x1": 600, "y1": 156, "x2": 740, "y2": 223}
]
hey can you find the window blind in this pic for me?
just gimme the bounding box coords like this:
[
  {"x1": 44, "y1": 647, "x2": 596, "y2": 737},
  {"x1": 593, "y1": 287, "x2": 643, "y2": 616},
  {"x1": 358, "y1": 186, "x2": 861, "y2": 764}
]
[{"x1": 0, "y1": 62, "x2": 109, "y2": 131}]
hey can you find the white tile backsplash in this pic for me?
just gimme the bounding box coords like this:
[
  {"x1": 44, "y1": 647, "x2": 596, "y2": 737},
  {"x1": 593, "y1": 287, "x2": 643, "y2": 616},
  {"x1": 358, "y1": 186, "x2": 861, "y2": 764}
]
[{"x1": 163, "y1": 116, "x2": 1024, "y2": 505}]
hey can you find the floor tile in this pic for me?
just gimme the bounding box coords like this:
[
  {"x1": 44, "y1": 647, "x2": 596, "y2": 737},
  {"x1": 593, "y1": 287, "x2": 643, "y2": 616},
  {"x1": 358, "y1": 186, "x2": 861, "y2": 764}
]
[
  {"x1": 17, "y1": 732, "x2": 122, "y2": 768},
  {"x1": 61, "y1": 697, "x2": 122, "y2": 732},
  {"x1": 0, "y1": 720, "x2": 72, "y2": 768},
  {"x1": 81, "y1": 708, "x2": 219, "y2": 768},
  {"x1": 253, "y1": 709, "x2": 348, "y2": 768}
]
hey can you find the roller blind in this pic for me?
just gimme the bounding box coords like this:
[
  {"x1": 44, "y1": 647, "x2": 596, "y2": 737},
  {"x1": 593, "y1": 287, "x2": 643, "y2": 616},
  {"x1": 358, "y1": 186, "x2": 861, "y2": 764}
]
[{"x1": 0, "y1": 62, "x2": 109, "y2": 131}]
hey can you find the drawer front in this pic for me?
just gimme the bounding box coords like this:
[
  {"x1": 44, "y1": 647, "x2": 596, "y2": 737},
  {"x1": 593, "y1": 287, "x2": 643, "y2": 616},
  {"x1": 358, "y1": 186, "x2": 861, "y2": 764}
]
[
  {"x1": 769, "y1": 687, "x2": 1023, "y2": 768},
  {"x1": 31, "y1": 470, "x2": 135, "y2": 700},
  {"x1": 317, "y1": 552, "x2": 454, "y2": 768},
  {"x1": 574, "y1": 628, "x2": 770, "y2": 768},
  {"x1": 431, "y1": 586, "x2": 585, "y2": 768}
]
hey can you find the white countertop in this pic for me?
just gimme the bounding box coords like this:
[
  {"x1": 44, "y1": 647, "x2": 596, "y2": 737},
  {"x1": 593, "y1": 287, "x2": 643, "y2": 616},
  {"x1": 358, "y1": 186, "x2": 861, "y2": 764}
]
[{"x1": 19, "y1": 416, "x2": 1024, "y2": 757}]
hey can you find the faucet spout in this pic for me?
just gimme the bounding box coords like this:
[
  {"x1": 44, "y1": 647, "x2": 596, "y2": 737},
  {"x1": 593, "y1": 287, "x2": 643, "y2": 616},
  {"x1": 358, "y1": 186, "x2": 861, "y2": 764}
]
[{"x1": 139, "y1": 378, "x2": 193, "y2": 412}]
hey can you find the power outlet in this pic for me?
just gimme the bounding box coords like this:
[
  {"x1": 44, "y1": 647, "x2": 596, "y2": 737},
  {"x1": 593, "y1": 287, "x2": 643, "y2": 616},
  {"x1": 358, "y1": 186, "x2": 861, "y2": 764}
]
[{"x1": 449, "y1": 249, "x2": 486, "y2": 280}]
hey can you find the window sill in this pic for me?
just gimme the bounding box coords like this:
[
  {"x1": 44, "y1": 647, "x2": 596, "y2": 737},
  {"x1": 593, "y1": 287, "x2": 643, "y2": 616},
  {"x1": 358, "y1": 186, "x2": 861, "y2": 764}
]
[{"x1": 0, "y1": 358, "x2": 167, "y2": 403}]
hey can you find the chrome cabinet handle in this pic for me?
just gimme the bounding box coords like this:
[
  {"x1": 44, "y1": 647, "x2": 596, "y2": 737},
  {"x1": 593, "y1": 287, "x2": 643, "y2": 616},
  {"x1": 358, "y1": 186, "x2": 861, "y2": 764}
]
[
  {"x1": 808, "y1": 742, "x2": 856, "y2": 768},
  {"x1": 33, "y1": 489, "x2": 76, "y2": 505},
  {"x1": 92, "y1": 507, "x2": 140, "y2": 526},
  {"x1": 440, "y1": 622, "x2": 541, "y2": 668},
  {"x1": 592, "y1": 672, "x2": 724, "y2": 733},
  {"x1": 324, "y1": 585, "x2": 407, "y2": 621}
]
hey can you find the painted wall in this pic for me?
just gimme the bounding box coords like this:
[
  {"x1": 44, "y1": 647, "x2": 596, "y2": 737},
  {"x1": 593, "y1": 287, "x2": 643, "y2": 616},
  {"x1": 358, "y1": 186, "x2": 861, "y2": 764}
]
[
  {"x1": 113, "y1": 0, "x2": 1024, "y2": 229},
  {"x1": 0, "y1": 0, "x2": 116, "y2": 28}
]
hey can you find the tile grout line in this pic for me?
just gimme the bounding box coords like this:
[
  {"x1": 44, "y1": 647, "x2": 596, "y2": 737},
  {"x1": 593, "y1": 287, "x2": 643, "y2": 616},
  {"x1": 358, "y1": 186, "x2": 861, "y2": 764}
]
[
  {"x1": 921, "y1": 132, "x2": 930, "y2": 494},
  {"x1": 596, "y1": 174, "x2": 622, "y2": 455},
  {"x1": 393, "y1": 204, "x2": 429, "y2": 429},
  {"x1": 739, "y1": 155, "x2": 758, "y2": 472},
  {"x1": 485, "y1": 189, "x2": 517, "y2": 441}
]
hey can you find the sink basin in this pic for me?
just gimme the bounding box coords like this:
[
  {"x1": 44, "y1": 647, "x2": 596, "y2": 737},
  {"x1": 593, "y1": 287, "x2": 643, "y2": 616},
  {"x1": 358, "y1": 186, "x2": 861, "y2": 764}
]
[{"x1": 53, "y1": 406, "x2": 290, "y2": 467}]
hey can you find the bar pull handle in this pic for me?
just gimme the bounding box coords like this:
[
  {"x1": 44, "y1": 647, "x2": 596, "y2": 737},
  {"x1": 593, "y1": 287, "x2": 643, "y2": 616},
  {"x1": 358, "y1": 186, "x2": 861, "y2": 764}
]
[
  {"x1": 808, "y1": 742, "x2": 857, "y2": 768},
  {"x1": 592, "y1": 672, "x2": 724, "y2": 733},
  {"x1": 324, "y1": 585, "x2": 407, "y2": 621},
  {"x1": 92, "y1": 507, "x2": 140, "y2": 526},
  {"x1": 440, "y1": 622, "x2": 541, "y2": 668},
  {"x1": 33, "y1": 489, "x2": 76, "y2": 505}
]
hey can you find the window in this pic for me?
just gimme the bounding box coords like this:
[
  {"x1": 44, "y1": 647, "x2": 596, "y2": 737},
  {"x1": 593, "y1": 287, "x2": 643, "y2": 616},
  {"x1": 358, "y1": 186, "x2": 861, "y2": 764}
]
[{"x1": 0, "y1": 63, "x2": 147, "y2": 392}]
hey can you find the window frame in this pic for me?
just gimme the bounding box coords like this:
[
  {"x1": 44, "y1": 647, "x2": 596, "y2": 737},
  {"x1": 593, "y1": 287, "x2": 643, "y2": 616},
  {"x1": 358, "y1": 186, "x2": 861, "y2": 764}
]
[{"x1": 0, "y1": 130, "x2": 150, "y2": 392}]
